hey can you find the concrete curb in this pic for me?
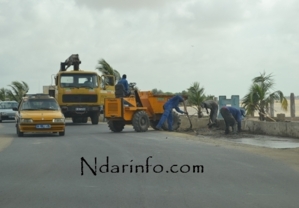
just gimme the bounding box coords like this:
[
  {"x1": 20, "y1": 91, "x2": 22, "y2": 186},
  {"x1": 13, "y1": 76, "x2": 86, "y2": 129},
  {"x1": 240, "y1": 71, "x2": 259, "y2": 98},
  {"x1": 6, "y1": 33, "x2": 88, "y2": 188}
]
[{"x1": 179, "y1": 116, "x2": 299, "y2": 139}]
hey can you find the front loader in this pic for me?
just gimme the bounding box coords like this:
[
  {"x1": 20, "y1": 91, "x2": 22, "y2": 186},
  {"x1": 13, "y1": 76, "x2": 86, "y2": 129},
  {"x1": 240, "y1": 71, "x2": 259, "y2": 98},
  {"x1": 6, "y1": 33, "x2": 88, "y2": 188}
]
[{"x1": 104, "y1": 83, "x2": 181, "y2": 132}]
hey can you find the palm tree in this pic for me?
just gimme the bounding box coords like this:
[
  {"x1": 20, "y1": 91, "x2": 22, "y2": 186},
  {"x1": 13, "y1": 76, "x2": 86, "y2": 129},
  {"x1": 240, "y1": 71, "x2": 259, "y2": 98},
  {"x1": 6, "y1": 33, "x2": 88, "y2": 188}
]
[
  {"x1": 242, "y1": 72, "x2": 288, "y2": 121},
  {"x1": 96, "y1": 59, "x2": 121, "y2": 85},
  {"x1": 205, "y1": 94, "x2": 216, "y2": 101},
  {"x1": 6, "y1": 81, "x2": 29, "y2": 102},
  {"x1": 0, "y1": 88, "x2": 8, "y2": 101},
  {"x1": 187, "y1": 82, "x2": 206, "y2": 118}
]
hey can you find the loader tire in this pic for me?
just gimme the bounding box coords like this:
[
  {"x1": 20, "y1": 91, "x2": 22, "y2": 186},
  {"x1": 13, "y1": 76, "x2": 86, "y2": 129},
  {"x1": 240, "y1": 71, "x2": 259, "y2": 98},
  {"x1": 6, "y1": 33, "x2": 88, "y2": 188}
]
[
  {"x1": 150, "y1": 120, "x2": 160, "y2": 130},
  {"x1": 132, "y1": 111, "x2": 149, "y2": 132},
  {"x1": 162, "y1": 111, "x2": 181, "y2": 131},
  {"x1": 108, "y1": 120, "x2": 125, "y2": 132}
]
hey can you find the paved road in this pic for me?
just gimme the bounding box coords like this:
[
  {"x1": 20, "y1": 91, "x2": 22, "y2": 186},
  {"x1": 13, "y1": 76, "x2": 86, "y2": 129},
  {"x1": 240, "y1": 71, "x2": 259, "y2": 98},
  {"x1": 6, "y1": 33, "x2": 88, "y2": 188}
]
[{"x1": 0, "y1": 120, "x2": 299, "y2": 208}]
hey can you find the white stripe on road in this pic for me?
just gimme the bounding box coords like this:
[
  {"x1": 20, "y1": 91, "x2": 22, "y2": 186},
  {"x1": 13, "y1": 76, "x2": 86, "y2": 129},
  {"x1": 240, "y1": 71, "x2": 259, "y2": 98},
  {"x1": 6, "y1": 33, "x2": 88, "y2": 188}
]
[{"x1": 0, "y1": 136, "x2": 13, "y2": 152}]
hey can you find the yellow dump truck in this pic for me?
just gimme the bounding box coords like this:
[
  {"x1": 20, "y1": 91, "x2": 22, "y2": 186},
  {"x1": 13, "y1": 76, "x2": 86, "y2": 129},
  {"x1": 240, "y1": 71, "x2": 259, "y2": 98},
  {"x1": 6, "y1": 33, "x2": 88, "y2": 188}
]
[
  {"x1": 104, "y1": 83, "x2": 181, "y2": 132},
  {"x1": 46, "y1": 54, "x2": 115, "y2": 124}
]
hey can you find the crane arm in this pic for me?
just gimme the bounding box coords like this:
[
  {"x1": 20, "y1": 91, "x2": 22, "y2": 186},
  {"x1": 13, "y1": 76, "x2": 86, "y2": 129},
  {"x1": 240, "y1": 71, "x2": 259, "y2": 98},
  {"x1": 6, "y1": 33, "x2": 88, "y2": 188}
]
[{"x1": 60, "y1": 54, "x2": 81, "y2": 71}]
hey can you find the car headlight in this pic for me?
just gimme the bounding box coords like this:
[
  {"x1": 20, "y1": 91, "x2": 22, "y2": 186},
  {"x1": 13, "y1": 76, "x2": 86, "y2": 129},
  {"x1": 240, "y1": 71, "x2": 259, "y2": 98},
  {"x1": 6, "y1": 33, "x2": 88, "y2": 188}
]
[
  {"x1": 52, "y1": 118, "x2": 65, "y2": 123},
  {"x1": 1, "y1": 112, "x2": 7, "y2": 115},
  {"x1": 20, "y1": 118, "x2": 33, "y2": 123}
]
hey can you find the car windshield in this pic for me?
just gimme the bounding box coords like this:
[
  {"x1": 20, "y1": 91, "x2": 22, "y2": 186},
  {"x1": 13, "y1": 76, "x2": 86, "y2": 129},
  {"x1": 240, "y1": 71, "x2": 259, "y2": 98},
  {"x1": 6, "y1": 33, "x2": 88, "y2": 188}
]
[
  {"x1": 21, "y1": 99, "x2": 60, "y2": 110},
  {"x1": 0, "y1": 102, "x2": 18, "y2": 109},
  {"x1": 59, "y1": 73, "x2": 98, "y2": 88}
]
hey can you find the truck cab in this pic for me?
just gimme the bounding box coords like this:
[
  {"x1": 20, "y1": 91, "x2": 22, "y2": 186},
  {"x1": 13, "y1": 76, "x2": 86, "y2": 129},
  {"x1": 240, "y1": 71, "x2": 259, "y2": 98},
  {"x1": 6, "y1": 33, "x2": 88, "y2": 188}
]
[{"x1": 49, "y1": 54, "x2": 115, "y2": 124}]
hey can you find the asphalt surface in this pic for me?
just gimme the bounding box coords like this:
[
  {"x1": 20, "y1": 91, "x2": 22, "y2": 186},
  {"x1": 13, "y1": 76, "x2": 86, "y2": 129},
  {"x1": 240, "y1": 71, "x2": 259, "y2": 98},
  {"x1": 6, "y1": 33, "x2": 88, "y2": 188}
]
[{"x1": 0, "y1": 120, "x2": 299, "y2": 208}]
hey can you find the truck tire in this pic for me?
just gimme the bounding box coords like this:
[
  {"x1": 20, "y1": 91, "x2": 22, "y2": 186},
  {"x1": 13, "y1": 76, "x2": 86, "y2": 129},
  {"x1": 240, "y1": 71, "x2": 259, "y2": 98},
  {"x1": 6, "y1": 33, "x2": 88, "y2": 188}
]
[
  {"x1": 72, "y1": 117, "x2": 78, "y2": 123},
  {"x1": 82, "y1": 117, "x2": 88, "y2": 123},
  {"x1": 132, "y1": 111, "x2": 149, "y2": 132},
  {"x1": 91, "y1": 113, "x2": 99, "y2": 125},
  {"x1": 108, "y1": 120, "x2": 125, "y2": 132},
  {"x1": 162, "y1": 111, "x2": 181, "y2": 131}
]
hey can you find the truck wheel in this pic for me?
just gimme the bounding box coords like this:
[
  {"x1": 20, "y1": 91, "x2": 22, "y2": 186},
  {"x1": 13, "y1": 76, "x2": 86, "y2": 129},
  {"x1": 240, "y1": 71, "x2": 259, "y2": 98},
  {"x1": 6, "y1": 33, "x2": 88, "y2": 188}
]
[
  {"x1": 150, "y1": 120, "x2": 160, "y2": 130},
  {"x1": 162, "y1": 111, "x2": 181, "y2": 131},
  {"x1": 132, "y1": 111, "x2": 149, "y2": 132},
  {"x1": 82, "y1": 117, "x2": 88, "y2": 123},
  {"x1": 108, "y1": 120, "x2": 125, "y2": 132},
  {"x1": 16, "y1": 125, "x2": 23, "y2": 137},
  {"x1": 91, "y1": 113, "x2": 99, "y2": 125}
]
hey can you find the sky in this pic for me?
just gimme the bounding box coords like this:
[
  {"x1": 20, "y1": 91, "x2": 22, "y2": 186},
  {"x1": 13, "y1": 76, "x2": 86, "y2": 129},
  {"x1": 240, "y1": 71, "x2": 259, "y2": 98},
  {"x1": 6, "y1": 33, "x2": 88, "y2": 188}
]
[{"x1": 0, "y1": 0, "x2": 298, "y2": 99}]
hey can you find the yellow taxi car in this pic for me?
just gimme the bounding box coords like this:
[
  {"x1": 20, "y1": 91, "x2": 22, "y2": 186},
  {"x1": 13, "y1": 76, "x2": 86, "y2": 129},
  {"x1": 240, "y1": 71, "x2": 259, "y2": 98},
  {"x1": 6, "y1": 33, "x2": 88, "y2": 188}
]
[{"x1": 13, "y1": 94, "x2": 65, "y2": 137}]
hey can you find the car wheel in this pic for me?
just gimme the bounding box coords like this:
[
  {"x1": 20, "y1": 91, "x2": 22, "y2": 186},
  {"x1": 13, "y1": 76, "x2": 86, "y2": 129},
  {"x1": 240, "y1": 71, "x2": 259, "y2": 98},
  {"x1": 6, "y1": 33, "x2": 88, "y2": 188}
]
[
  {"x1": 17, "y1": 125, "x2": 23, "y2": 137},
  {"x1": 59, "y1": 131, "x2": 65, "y2": 136}
]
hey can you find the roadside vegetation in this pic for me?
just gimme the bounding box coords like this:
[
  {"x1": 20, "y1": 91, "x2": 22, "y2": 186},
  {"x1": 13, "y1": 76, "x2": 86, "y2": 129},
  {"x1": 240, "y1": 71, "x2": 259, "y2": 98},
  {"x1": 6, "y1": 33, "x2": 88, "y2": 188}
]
[
  {"x1": 96, "y1": 59, "x2": 121, "y2": 85},
  {"x1": 242, "y1": 72, "x2": 288, "y2": 121},
  {"x1": 0, "y1": 81, "x2": 29, "y2": 102}
]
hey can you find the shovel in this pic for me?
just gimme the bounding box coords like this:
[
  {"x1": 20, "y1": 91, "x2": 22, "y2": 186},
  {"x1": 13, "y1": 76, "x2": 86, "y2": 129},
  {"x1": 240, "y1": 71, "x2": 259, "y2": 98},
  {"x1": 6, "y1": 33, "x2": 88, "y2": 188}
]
[
  {"x1": 182, "y1": 101, "x2": 192, "y2": 130},
  {"x1": 259, "y1": 112, "x2": 276, "y2": 122}
]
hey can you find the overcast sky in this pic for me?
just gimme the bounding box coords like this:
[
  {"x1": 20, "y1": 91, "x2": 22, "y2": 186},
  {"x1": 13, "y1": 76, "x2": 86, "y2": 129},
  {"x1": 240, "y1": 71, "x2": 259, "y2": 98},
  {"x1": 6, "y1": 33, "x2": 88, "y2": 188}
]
[{"x1": 1, "y1": 0, "x2": 298, "y2": 99}]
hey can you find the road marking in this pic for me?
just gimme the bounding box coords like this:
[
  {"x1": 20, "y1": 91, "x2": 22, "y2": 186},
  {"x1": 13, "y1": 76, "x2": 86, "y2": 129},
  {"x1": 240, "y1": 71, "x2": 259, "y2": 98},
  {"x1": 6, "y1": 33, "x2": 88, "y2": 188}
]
[
  {"x1": 32, "y1": 141, "x2": 47, "y2": 145},
  {"x1": 0, "y1": 136, "x2": 14, "y2": 152},
  {"x1": 0, "y1": 124, "x2": 3, "y2": 128}
]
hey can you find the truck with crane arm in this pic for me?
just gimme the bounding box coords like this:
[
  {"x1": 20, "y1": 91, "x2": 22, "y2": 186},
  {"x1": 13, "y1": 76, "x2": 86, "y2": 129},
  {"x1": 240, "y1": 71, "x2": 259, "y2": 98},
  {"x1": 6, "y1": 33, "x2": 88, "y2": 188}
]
[{"x1": 46, "y1": 54, "x2": 115, "y2": 124}]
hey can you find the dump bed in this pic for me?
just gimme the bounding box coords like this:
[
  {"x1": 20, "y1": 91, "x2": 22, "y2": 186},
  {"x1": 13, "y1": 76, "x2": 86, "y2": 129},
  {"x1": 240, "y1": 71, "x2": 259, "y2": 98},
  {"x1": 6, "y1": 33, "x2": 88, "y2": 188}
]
[{"x1": 138, "y1": 91, "x2": 172, "y2": 116}]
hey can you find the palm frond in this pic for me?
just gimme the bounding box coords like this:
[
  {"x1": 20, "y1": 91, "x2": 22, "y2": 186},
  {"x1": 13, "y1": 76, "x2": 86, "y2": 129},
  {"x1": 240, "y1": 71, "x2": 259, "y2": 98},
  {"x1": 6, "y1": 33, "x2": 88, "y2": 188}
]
[
  {"x1": 187, "y1": 82, "x2": 206, "y2": 117},
  {"x1": 6, "y1": 81, "x2": 29, "y2": 102}
]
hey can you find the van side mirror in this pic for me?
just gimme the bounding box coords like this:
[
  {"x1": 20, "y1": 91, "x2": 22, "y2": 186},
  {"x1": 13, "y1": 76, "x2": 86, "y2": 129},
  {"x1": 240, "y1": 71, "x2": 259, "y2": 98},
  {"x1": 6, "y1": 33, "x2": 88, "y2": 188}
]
[
  {"x1": 55, "y1": 75, "x2": 58, "y2": 86},
  {"x1": 12, "y1": 107, "x2": 18, "y2": 111}
]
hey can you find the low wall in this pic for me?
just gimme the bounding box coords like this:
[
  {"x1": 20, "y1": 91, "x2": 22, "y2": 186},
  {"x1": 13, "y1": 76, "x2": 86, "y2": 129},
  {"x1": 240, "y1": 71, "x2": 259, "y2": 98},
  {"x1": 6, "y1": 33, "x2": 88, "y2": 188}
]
[
  {"x1": 178, "y1": 116, "x2": 210, "y2": 130},
  {"x1": 242, "y1": 120, "x2": 299, "y2": 138},
  {"x1": 179, "y1": 116, "x2": 299, "y2": 139}
]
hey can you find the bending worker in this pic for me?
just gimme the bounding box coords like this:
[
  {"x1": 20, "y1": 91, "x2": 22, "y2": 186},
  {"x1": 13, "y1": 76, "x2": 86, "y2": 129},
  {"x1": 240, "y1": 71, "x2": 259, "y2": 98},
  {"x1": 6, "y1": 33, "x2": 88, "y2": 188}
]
[
  {"x1": 117, "y1": 74, "x2": 130, "y2": 96},
  {"x1": 201, "y1": 100, "x2": 218, "y2": 128},
  {"x1": 220, "y1": 106, "x2": 246, "y2": 134},
  {"x1": 155, "y1": 95, "x2": 188, "y2": 131}
]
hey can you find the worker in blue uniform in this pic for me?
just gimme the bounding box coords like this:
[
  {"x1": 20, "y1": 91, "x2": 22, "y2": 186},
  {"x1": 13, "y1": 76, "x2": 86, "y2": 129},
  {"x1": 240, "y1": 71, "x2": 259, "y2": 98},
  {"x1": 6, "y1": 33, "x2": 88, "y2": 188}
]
[
  {"x1": 155, "y1": 95, "x2": 188, "y2": 131},
  {"x1": 220, "y1": 106, "x2": 246, "y2": 134},
  {"x1": 117, "y1": 74, "x2": 130, "y2": 96}
]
